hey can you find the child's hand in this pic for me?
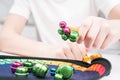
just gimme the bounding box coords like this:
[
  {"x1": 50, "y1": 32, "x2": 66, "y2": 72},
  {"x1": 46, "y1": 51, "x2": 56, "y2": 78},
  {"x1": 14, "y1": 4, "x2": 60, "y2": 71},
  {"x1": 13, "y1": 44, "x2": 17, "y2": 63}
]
[
  {"x1": 78, "y1": 16, "x2": 116, "y2": 49},
  {"x1": 47, "y1": 41, "x2": 87, "y2": 60}
]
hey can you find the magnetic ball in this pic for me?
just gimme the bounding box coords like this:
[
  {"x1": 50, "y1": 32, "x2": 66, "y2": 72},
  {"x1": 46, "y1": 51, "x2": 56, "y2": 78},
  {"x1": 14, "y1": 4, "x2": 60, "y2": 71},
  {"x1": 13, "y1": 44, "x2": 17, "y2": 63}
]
[
  {"x1": 32, "y1": 63, "x2": 48, "y2": 78},
  {"x1": 50, "y1": 67, "x2": 57, "y2": 76},
  {"x1": 58, "y1": 21, "x2": 79, "y2": 42},
  {"x1": 11, "y1": 62, "x2": 23, "y2": 73},
  {"x1": 23, "y1": 61, "x2": 33, "y2": 72},
  {"x1": 15, "y1": 66, "x2": 29, "y2": 77},
  {"x1": 59, "y1": 21, "x2": 67, "y2": 28},
  {"x1": 55, "y1": 64, "x2": 73, "y2": 80}
]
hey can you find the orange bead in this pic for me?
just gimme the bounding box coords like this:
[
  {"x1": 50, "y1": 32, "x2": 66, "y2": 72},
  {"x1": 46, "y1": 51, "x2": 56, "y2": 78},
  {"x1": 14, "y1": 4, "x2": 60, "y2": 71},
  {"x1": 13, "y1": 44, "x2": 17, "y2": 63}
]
[
  {"x1": 83, "y1": 55, "x2": 91, "y2": 62},
  {"x1": 70, "y1": 27, "x2": 79, "y2": 32},
  {"x1": 90, "y1": 53, "x2": 102, "y2": 60}
]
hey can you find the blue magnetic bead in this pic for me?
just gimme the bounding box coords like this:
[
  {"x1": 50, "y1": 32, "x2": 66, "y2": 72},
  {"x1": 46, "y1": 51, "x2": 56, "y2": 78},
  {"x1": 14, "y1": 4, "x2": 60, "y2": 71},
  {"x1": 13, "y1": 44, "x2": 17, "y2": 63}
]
[
  {"x1": 50, "y1": 68, "x2": 57, "y2": 72},
  {"x1": 50, "y1": 72, "x2": 55, "y2": 76}
]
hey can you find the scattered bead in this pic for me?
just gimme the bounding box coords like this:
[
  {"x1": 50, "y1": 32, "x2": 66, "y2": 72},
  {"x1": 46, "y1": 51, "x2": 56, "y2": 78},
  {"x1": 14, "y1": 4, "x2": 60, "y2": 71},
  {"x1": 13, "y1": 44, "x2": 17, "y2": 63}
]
[
  {"x1": 50, "y1": 68, "x2": 57, "y2": 76},
  {"x1": 56, "y1": 64, "x2": 73, "y2": 80},
  {"x1": 0, "y1": 59, "x2": 5, "y2": 65},
  {"x1": 90, "y1": 53, "x2": 102, "y2": 60},
  {"x1": 54, "y1": 73, "x2": 63, "y2": 80},
  {"x1": 32, "y1": 63, "x2": 48, "y2": 78},
  {"x1": 15, "y1": 66, "x2": 29, "y2": 77},
  {"x1": 83, "y1": 55, "x2": 91, "y2": 63},
  {"x1": 23, "y1": 61, "x2": 33, "y2": 72},
  {"x1": 11, "y1": 62, "x2": 23, "y2": 73}
]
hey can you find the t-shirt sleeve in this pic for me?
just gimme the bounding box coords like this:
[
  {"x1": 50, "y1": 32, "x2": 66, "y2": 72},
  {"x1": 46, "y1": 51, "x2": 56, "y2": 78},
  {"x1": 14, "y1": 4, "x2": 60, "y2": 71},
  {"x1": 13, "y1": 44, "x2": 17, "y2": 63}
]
[
  {"x1": 9, "y1": 0, "x2": 31, "y2": 19},
  {"x1": 95, "y1": 0, "x2": 120, "y2": 18}
]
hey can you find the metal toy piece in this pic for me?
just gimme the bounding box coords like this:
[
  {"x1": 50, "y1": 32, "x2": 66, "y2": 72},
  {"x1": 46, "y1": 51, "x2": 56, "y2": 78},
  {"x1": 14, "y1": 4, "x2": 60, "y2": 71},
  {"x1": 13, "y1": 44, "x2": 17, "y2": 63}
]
[
  {"x1": 55, "y1": 64, "x2": 73, "y2": 80},
  {"x1": 23, "y1": 61, "x2": 33, "y2": 72},
  {"x1": 32, "y1": 63, "x2": 48, "y2": 78},
  {"x1": 11, "y1": 62, "x2": 23, "y2": 73},
  {"x1": 58, "y1": 21, "x2": 79, "y2": 42},
  {"x1": 15, "y1": 66, "x2": 29, "y2": 77}
]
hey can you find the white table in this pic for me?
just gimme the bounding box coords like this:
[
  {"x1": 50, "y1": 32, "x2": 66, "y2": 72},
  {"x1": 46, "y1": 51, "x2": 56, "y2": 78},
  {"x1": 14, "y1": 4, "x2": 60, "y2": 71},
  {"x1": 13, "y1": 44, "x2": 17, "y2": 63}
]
[
  {"x1": 0, "y1": 52, "x2": 120, "y2": 80},
  {"x1": 100, "y1": 54, "x2": 120, "y2": 80}
]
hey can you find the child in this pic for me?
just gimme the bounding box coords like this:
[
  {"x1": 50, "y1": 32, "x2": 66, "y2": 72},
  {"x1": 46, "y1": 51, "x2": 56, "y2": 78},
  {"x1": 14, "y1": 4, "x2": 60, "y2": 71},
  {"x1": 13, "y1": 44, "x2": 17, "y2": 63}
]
[{"x1": 0, "y1": 0, "x2": 120, "y2": 60}]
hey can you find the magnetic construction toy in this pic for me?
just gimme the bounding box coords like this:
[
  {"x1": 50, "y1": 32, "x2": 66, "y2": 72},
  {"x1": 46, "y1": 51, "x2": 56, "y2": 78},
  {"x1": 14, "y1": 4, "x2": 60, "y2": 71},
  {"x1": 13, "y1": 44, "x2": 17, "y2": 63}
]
[{"x1": 58, "y1": 21, "x2": 79, "y2": 42}]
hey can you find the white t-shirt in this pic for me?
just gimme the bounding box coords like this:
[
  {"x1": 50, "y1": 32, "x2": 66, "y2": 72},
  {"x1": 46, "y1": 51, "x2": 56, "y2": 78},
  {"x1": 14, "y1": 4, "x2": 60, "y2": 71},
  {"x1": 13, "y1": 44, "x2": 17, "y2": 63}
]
[{"x1": 9, "y1": 0, "x2": 120, "y2": 44}]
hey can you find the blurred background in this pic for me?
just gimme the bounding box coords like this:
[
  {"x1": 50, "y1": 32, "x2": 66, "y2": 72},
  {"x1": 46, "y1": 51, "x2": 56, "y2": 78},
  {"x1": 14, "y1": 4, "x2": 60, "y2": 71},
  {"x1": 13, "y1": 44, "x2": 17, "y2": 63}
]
[
  {"x1": 0, "y1": 0, "x2": 37, "y2": 40},
  {"x1": 0, "y1": 0, "x2": 120, "y2": 55}
]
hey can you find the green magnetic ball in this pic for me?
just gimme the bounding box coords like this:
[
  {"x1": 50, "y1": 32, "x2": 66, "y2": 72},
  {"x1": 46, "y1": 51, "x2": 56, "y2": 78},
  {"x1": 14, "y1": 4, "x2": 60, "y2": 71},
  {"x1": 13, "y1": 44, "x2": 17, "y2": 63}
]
[
  {"x1": 0, "y1": 59, "x2": 5, "y2": 65},
  {"x1": 5, "y1": 59, "x2": 13, "y2": 64},
  {"x1": 61, "y1": 34, "x2": 68, "y2": 41},
  {"x1": 32, "y1": 64, "x2": 42, "y2": 74},
  {"x1": 58, "y1": 28, "x2": 64, "y2": 35},
  {"x1": 20, "y1": 59, "x2": 28, "y2": 63},
  {"x1": 15, "y1": 66, "x2": 29, "y2": 77},
  {"x1": 23, "y1": 61, "x2": 33, "y2": 67},
  {"x1": 56, "y1": 65, "x2": 73, "y2": 79},
  {"x1": 15, "y1": 66, "x2": 28, "y2": 74},
  {"x1": 54, "y1": 73, "x2": 63, "y2": 80},
  {"x1": 69, "y1": 38, "x2": 76, "y2": 42},
  {"x1": 23, "y1": 61, "x2": 33, "y2": 72},
  {"x1": 69, "y1": 30, "x2": 79, "y2": 42},
  {"x1": 32, "y1": 63, "x2": 48, "y2": 78}
]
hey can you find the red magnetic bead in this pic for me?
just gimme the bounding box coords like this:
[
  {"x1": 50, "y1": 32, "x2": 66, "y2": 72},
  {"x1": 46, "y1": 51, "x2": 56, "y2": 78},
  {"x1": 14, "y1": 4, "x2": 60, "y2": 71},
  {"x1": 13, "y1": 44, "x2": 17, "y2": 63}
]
[
  {"x1": 63, "y1": 27, "x2": 71, "y2": 34},
  {"x1": 59, "y1": 21, "x2": 67, "y2": 28}
]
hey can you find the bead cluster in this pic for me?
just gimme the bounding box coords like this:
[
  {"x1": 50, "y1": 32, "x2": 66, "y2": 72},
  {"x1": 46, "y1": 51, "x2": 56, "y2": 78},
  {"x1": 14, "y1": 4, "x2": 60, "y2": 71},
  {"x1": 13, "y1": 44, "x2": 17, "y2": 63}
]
[
  {"x1": 11, "y1": 61, "x2": 33, "y2": 77},
  {"x1": 58, "y1": 21, "x2": 79, "y2": 42}
]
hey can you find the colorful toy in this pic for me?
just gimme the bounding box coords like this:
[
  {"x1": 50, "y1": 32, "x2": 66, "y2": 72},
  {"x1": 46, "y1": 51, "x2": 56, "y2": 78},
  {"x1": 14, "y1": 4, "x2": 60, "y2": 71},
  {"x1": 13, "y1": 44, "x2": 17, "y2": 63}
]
[
  {"x1": 11, "y1": 62, "x2": 23, "y2": 73},
  {"x1": 50, "y1": 68, "x2": 57, "y2": 76},
  {"x1": 23, "y1": 61, "x2": 33, "y2": 72},
  {"x1": 58, "y1": 21, "x2": 79, "y2": 42},
  {"x1": 83, "y1": 53, "x2": 102, "y2": 63},
  {"x1": 32, "y1": 63, "x2": 48, "y2": 78},
  {"x1": 0, "y1": 54, "x2": 111, "y2": 80},
  {"x1": 15, "y1": 66, "x2": 29, "y2": 77},
  {"x1": 55, "y1": 64, "x2": 73, "y2": 80}
]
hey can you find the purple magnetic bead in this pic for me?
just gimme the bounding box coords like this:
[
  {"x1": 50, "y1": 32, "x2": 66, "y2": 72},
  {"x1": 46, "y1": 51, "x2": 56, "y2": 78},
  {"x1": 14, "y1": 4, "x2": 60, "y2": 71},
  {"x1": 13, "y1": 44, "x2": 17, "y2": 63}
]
[
  {"x1": 11, "y1": 62, "x2": 23, "y2": 73},
  {"x1": 63, "y1": 27, "x2": 71, "y2": 34},
  {"x1": 59, "y1": 21, "x2": 67, "y2": 28},
  {"x1": 12, "y1": 62, "x2": 23, "y2": 67}
]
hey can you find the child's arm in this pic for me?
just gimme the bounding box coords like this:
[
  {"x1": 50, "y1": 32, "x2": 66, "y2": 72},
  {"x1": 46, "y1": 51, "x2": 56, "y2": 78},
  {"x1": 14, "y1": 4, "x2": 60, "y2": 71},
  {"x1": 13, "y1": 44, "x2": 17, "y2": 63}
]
[{"x1": 0, "y1": 14, "x2": 86, "y2": 60}]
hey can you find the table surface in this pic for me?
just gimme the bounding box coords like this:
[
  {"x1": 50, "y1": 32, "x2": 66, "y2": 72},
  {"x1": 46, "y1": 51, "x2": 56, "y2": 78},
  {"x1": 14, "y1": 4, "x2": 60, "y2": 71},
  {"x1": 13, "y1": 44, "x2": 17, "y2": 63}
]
[
  {"x1": 0, "y1": 51, "x2": 120, "y2": 80},
  {"x1": 99, "y1": 54, "x2": 120, "y2": 80}
]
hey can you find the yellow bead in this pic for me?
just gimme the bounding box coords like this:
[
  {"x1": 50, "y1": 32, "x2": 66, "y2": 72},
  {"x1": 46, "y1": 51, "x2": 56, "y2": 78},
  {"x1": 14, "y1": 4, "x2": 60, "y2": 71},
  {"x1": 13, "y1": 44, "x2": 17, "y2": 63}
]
[
  {"x1": 90, "y1": 53, "x2": 102, "y2": 60},
  {"x1": 70, "y1": 27, "x2": 79, "y2": 32},
  {"x1": 83, "y1": 55, "x2": 91, "y2": 62}
]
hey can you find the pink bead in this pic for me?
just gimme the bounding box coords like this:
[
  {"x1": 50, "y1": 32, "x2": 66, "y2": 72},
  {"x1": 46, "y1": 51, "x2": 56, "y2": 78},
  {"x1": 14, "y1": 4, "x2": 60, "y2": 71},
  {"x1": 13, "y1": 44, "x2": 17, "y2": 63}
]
[
  {"x1": 63, "y1": 27, "x2": 71, "y2": 34},
  {"x1": 59, "y1": 21, "x2": 67, "y2": 28},
  {"x1": 11, "y1": 62, "x2": 23, "y2": 73},
  {"x1": 11, "y1": 62, "x2": 23, "y2": 67}
]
